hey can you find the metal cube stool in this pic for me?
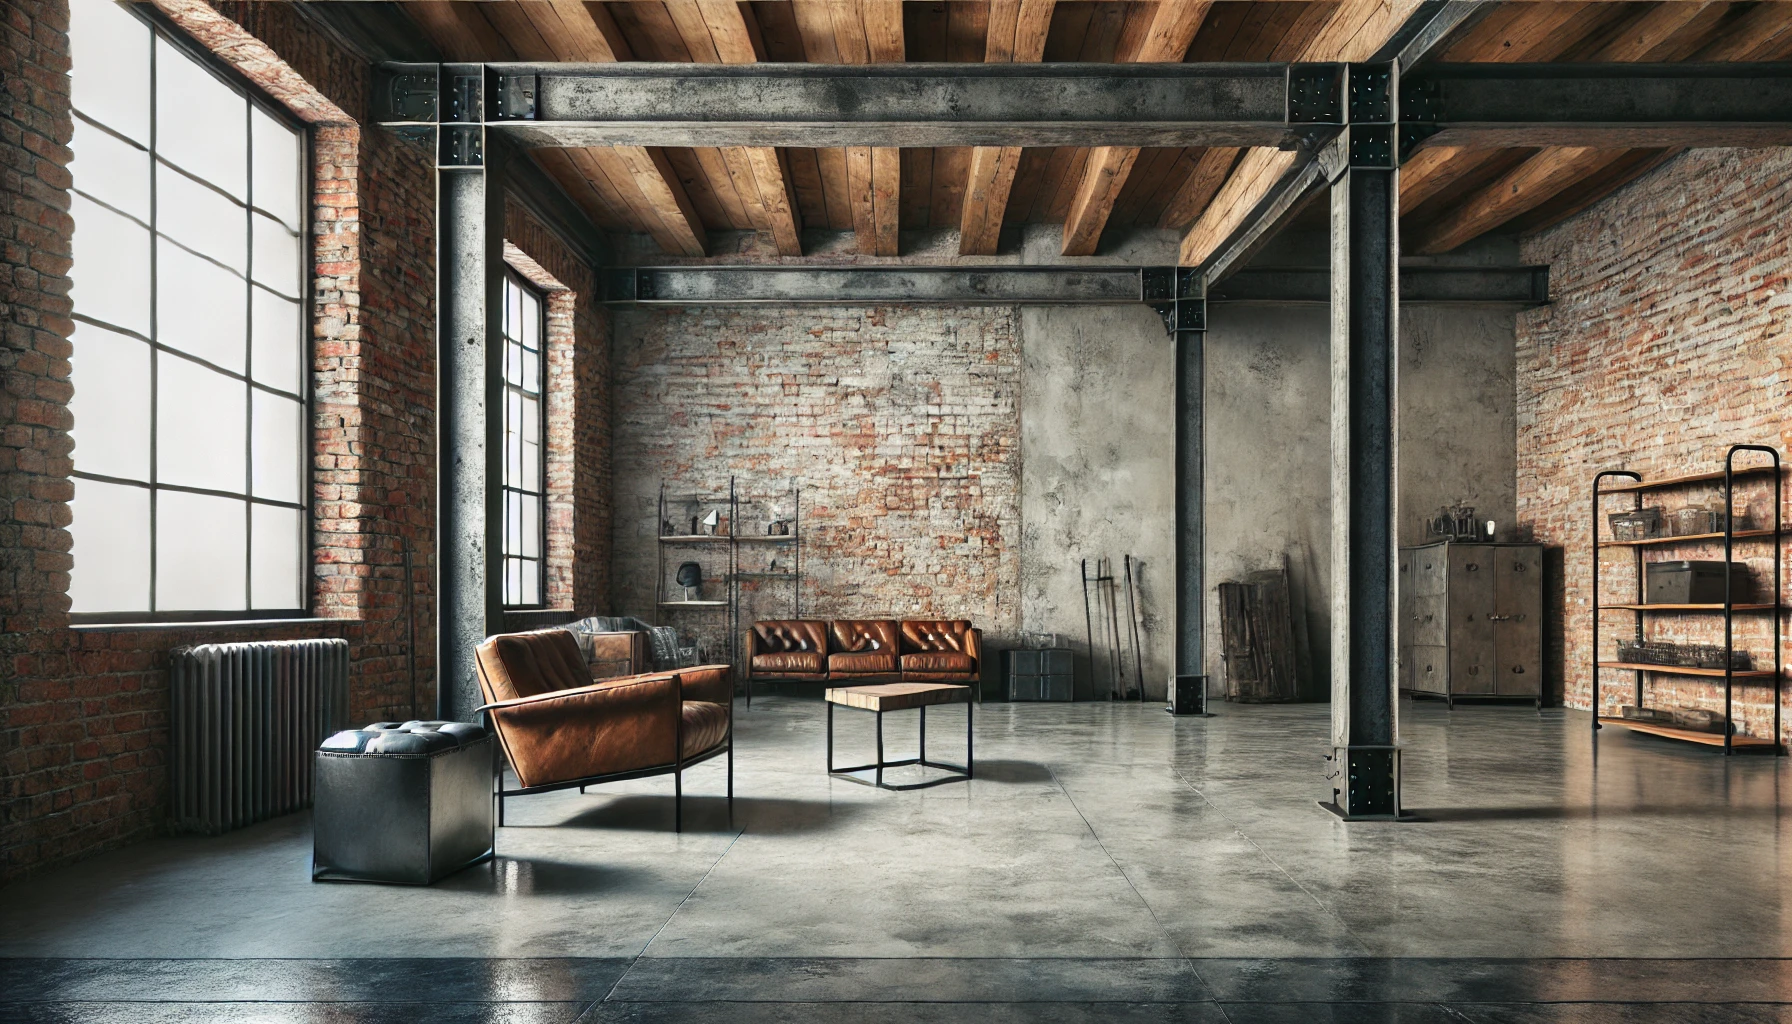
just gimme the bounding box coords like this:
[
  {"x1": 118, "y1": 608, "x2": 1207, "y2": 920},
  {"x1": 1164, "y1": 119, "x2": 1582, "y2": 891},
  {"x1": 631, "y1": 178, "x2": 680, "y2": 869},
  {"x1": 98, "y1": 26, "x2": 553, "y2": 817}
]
[
  {"x1": 825, "y1": 683, "x2": 972, "y2": 790},
  {"x1": 312, "y1": 720, "x2": 495, "y2": 885}
]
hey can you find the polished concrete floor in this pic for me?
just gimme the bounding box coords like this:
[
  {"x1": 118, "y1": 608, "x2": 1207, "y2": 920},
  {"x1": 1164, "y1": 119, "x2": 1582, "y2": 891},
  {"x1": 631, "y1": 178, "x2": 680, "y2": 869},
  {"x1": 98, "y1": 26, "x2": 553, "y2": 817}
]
[{"x1": 3, "y1": 697, "x2": 1791, "y2": 1021}]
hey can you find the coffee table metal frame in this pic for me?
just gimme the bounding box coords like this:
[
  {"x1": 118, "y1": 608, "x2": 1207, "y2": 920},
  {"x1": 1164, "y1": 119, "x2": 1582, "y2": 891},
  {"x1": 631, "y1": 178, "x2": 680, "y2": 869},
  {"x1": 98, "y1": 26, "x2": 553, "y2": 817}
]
[{"x1": 826, "y1": 693, "x2": 973, "y2": 791}]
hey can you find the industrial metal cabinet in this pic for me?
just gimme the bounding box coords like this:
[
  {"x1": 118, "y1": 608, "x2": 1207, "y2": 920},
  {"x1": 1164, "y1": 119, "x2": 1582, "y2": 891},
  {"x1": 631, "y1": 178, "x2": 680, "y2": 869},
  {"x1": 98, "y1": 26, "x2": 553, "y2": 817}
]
[{"x1": 1399, "y1": 542, "x2": 1543, "y2": 707}]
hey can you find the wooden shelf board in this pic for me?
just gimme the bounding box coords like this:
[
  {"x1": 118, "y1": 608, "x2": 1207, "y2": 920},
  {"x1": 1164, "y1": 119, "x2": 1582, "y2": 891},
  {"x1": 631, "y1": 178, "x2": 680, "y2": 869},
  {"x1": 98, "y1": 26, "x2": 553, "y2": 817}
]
[
  {"x1": 659, "y1": 601, "x2": 729, "y2": 608},
  {"x1": 1598, "y1": 603, "x2": 1783, "y2": 612},
  {"x1": 737, "y1": 535, "x2": 797, "y2": 543},
  {"x1": 1597, "y1": 662, "x2": 1777, "y2": 678},
  {"x1": 1599, "y1": 528, "x2": 1783, "y2": 548},
  {"x1": 731, "y1": 573, "x2": 797, "y2": 580},
  {"x1": 1597, "y1": 717, "x2": 1777, "y2": 748},
  {"x1": 1601, "y1": 465, "x2": 1783, "y2": 493},
  {"x1": 658, "y1": 535, "x2": 730, "y2": 543}
]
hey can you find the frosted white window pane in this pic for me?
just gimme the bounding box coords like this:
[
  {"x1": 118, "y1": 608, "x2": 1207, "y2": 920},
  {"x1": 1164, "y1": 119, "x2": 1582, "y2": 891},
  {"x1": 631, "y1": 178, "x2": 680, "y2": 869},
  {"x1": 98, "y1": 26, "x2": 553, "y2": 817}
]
[
  {"x1": 520, "y1": 559, "x2": 540, "y2": 605},
  {"x1": 519, "y1": 494, "x2": 540, "y2": 558},
  {"x1": 157, "y1": 164, "x2": 246, "y2": 271},
  {"x1": 251, "y1": 106, "x2": 302, "y2": 230},
  {"x1": 69, "y1": 322, "x2": 151, "y2": 481},
  {"x1": 505, "y1": 280, "x2": 523, "y2": 341},
  {"x1": 522, "y1": 439, "x2": 541, "y2": 493},
  {"x1": 70, "y1": 0, "x2": 149, "y2": 145},
  {"x1": 503, "y1": 427, "x2": 519, "y2": 489},
  {"x1": 504, "y1": 558, "x2": 522, "y2": 606},
  {"x1": 521, "y1": 294, "x2": 540, "y2": 350},
  {"x1": 158, "y1": 243, "x2": 246, "y2": 372},
  {"x1": 251, "y1": 288, "x2": 302, "y2": 394},
  {"x1": 250, "y1": 503, "x2": 303, "y2": 609},
  {"x1": 156, "y1": 490, "x2": 246, "y2": 611},
  {"x1": 505, "y1": 491, "x2": 522, "y2": 554},
  {"x1": 70, "y1": 194, "x2": 151, "y2": 335},
  {"x1": 68, "y1": 479, "x2": 150, "y2": 613},
  {"x1": 157, "y1": 357, "x2": 245, "y2": 493},
  {"x1": 155, "y1": 35, "x2": 247, "y2": 199},
  {"x1": 505, "y1": 340, "x2": 522, "y2": 387},
  {"x1": 522, "y1": 348, "x2": 540, "y2": 394},
  {"x1": 252, "y1": 391, "x2": 303, "y2": 503},
  {"x1": 70, "y1": 120, "x2": 149, "y2": 221},
  {"x1": 521, "y1": 395, "x2": 540, "y2": 445},
  {"x1": 251, "y1": 212, "x2": 300, "y2": 297}
]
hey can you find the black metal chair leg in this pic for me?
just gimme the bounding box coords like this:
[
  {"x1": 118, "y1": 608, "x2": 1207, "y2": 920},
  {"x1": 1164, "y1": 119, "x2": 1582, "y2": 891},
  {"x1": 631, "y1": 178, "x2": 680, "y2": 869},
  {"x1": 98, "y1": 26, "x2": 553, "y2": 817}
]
[
  {"x1": 675, "y1": 767, "x2": 683, "y2": 833},
  {"x1": 920, "y1": 705, "x2": 927, "y2": 763},
  {"x1": 827, "y1": 701, "x2": 834, "y2": 773},
  {"x1": 967, "y1": 700, "x2": 974, "y2": 779},
  {"x1": 876, "y1": 710, "x2": 884, "y2": 788}
]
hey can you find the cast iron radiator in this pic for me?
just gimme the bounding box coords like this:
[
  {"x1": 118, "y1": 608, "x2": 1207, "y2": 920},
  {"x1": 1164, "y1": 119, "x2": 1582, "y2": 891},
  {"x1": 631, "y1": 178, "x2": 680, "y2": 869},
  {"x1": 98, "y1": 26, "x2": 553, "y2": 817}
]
[{"x1": 169, "y1": 638, "x2": 351, "y2": 835}]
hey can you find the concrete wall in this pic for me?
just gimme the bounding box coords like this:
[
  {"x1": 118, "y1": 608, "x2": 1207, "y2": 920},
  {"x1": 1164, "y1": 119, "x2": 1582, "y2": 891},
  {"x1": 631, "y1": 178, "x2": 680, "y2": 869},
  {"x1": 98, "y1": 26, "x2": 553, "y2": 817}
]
[{"x1": 1018, "y1": 305, "x2": 1174, "y2": 701}]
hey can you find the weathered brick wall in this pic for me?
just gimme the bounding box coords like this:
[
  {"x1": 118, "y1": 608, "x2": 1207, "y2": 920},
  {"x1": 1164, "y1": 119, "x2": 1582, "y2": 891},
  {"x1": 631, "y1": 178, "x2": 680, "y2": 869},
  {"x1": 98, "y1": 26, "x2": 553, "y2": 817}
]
[
  {"x1": 0, "y1": 0, "x2": 444, "y2": 883},
  {"x1": 1516, "y1": 146, "x2": 1792, "y2": 736},
  {"x1": 611, "y1": 306, "x2": 1022, "y2": 661}
]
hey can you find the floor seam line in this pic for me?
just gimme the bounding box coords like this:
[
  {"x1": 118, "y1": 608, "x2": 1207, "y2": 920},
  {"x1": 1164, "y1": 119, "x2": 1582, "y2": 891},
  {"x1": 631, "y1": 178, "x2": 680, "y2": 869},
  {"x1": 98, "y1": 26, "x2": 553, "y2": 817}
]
[
  {"x1": 1044, "y1": 763, "x2": 1189, "y2": 961},
  {"x1": 1168, "y1": 765, "x2": 1375, "y2": 955},
  {"x1": 614, "y1": 824, "x2": 746, "y2": 996}
]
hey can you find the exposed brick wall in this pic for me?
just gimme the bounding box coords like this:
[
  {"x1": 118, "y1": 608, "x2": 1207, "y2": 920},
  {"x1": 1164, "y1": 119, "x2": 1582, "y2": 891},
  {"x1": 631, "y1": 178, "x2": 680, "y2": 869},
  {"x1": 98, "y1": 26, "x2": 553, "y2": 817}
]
[
  {"x1": 1516, "y1": 146, "x2": 1792, "y2": 737},
  {"x1": 611, "y1": 306, "x2": 1022, "y2": 664},
  {"x1": 0, "y1": 0, "x2": 446, "y2": 883},
  {"x1": 504, "y1": 204, "x2": 611, "y2": 616}
]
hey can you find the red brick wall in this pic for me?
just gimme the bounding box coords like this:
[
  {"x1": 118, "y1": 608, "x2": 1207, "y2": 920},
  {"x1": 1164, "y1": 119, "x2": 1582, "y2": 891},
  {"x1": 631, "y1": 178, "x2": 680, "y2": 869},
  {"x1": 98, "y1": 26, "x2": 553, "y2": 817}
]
[
  {"x1": 1516, "y1": 146, "x2": 1792, "y2": 737},
  {"x1": 0, "y1": 0, "x2": 444, "y2": 883},
  {"x1": 611, "y1": 306, "x2": 1022, "y2": 662}
]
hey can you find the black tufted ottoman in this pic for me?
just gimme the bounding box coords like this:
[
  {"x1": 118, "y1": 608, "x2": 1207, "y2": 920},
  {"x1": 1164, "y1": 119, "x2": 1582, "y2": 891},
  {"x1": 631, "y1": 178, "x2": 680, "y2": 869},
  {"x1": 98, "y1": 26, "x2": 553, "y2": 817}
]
[{"x1": 312, "y1": 720, "x2": 495, "y2": 885}]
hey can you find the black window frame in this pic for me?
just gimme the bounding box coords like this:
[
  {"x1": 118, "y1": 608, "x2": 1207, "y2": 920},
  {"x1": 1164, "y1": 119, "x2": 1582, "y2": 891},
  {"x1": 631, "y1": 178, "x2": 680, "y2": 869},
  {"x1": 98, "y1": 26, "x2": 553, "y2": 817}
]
[
  {"x1": 501, "y1": 269, "x2": 549, "y2": 610},
  {"x1": 67, "y1": 2, "x2": 314, "y2": 625}
]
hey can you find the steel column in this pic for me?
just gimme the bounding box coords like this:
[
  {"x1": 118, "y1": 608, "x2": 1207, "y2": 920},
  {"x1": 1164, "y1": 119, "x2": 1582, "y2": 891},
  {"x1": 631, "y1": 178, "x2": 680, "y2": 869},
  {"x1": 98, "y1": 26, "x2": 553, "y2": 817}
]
[
  {"x1": 1325, "y1": 66, "x2": 1403, "y2": 819},
  {"x1": 435, "y1": 65, "x2": 507, "y2": 721}
]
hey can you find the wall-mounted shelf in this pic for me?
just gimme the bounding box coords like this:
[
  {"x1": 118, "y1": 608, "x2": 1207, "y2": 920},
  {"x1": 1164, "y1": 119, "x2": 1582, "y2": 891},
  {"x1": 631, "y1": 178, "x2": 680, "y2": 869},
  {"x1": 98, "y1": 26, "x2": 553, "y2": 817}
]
[
  {"x1": 736, "y1": 535, "x2": 797, "y2": 544},
  {"x1": 732, "y1": 572, "x2": 797, "y2": 580},
  {"x1": 658, "y1": 535, "x2": 731, "y2": 543},
  {"x1": 1598, "y1": 528, "x2": 1782, "y2": 549},
  {"x1": 1597, "y1": 717, "x2": 1777, "y2": 748},
  {"x1": 659, "y1": 600, "x2": 729, "y2": 609},
  {"x1": 1591, "y1": 445, "x2": 1784, "y2": 756}
]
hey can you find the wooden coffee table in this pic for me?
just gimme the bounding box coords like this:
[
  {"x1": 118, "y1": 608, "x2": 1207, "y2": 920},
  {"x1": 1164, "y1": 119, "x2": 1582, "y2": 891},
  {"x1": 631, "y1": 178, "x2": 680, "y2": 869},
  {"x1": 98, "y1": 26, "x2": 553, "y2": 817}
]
[{"x1": 825, "y1": 682, "x2": 973, "y2": 790}]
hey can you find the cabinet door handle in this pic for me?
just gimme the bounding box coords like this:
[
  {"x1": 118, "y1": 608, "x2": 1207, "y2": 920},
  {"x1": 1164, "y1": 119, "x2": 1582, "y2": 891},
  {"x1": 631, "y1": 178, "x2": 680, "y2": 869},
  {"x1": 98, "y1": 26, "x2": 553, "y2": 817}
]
[{"x1": 1488, "y1": 614, "x2": 1513, "y2": 622}]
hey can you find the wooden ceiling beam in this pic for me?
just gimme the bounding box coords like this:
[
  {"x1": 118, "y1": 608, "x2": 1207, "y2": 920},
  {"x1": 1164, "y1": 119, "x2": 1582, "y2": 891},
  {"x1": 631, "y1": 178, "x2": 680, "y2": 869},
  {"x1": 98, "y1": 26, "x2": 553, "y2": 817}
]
[
  {"x1": 1179, "y1": 0, "x2": 1425, "y2": 267},
  {"x1": 1696, "y1": 2, "x2": 1792, "y2": 60},
  {"x1": 817, "y1": 1, "x2": 905, "y2": 256},
  {"x1": 959, "y1": 0, "x2": 1054, "y2": 255},
  {"x1": 663, "y1": 0, "x2": 803, "y2": 255},
  {"x1": 1061, "y1": 0, "x2": 1210, "y2": 257},
  {"x1": 1410, "y1": 147, "x2": 1630, "y2": 254}
]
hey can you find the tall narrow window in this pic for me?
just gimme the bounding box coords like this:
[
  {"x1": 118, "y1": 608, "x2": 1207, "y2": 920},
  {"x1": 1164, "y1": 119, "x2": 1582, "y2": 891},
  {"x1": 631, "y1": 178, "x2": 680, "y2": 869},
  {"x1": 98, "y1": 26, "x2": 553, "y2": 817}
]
[
  {"x1": 65, "y1": 1, "x2": 309, "y2": 621},
  {"x1": 502, "y1": 273, "x2": 546, "y2": 608}
]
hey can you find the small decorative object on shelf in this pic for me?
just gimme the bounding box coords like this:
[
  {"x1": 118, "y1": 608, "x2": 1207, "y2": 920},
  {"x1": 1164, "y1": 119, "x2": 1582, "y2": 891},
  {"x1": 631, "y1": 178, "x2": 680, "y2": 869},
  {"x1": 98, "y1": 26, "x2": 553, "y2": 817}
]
[
  {"x1": 1425, "y1": 502, "x2": 1480, "y2": 542},
  {"x1": 700, "y1": 510, "x2": 721, "y2": 536},
  {"x1": 1591, "y1": 444, "x2": 1784, "y2": 755},
  {"x1": 676, "y1": 562, "x2": 703, "y2": 602},
  {"x1": 768, "y1": 518, "x2": 790, "y2": 536}
]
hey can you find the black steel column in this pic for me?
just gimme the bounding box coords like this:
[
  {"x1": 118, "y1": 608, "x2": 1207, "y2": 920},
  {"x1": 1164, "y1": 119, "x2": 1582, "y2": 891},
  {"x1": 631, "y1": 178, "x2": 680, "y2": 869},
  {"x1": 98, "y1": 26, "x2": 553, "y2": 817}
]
[
  {"x1": 1153, "y1": 269, "x2": 1209, "y2": 715},
  {"x1": 435, "y1": 65, "x2": 506, "y2": 721},
  {"x1": 1326, "y1": 65, "x2": 1402, "y2": 817}
]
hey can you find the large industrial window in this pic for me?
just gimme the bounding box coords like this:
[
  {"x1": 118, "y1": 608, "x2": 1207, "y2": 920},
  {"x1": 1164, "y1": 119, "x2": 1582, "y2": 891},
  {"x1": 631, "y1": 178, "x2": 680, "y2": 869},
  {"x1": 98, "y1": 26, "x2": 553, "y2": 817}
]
[
  {"x1": 65, "y1": 1, "x2": 309, "y2": 621},
  {"x1": 502, "y1": 273, "x2": 546, "y2": 608}
]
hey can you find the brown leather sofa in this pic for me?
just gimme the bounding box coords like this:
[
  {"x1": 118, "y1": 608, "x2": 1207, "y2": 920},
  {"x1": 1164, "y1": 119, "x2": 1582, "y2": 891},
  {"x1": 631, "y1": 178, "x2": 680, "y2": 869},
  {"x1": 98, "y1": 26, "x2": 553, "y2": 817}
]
[
  {"x1": 474, "y1": 628, "x2": 731, "y2": 831},
  {"x1": 745, "y1": 618, "x2": 981, "y2": 703}
]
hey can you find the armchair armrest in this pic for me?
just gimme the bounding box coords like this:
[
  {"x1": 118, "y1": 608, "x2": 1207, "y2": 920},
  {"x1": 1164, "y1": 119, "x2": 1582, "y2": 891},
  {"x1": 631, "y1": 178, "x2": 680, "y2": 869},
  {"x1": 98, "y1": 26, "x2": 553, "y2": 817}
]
[
  {"x1": 677, "y1": 663, "x2": 734, "y2": 706},
  {"x1": 482, "y1": 673, "x2": 679, "y2": 788},
  {"x1": 966, "y1": 628, "x2": 983, "y2": 672}
]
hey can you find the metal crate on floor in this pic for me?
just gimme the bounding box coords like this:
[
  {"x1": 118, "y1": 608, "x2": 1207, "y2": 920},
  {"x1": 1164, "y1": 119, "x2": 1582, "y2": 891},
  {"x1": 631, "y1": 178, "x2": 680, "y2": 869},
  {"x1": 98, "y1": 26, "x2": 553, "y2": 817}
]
[{"x1": 1007, "y1": 648, "x2": 1074, "y2": 701}]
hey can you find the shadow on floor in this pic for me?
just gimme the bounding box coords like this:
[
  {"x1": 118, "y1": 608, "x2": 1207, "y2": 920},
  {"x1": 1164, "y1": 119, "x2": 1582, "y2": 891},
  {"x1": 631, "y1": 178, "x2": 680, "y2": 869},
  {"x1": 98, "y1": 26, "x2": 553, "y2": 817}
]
[
  {"x1": 432, "y1": 856, "x2": 652, "y2": 896},
  {"x1": 529, "y1": 794, "x2": 861, "y2": 834},
  {"x1": 1412, "y1": 802, "x2": 1786, "y2": 823},
  {"x1": 964, "y1": 759, "x2": 1055, "y2": 784}
]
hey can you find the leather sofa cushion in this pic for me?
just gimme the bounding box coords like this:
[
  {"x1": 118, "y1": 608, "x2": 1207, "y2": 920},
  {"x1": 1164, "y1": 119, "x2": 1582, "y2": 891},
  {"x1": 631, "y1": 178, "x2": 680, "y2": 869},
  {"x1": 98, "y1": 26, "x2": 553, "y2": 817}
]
[
  {"x1": 753, "y1": 620, "x2": 827, "y2": 654},
  {"x1": 830, "y1": 651, "x2": 898, "y2": 674},
  {"x1": 681, "y1": 700, "x2": 729, "y2": 758},
  {"x1": 901, "y1": 651, "x2": 975, "y2": 673},
  {"x1": 753, "y1": 651, "x2": 826, "y2": 674},
  {"x1": 479, "y1": 630, "x2": 590, "y2": 701},
  {"x1": 831, "y1": 619, "x2": 899, "y2": 655},
  {"x1": 901, "y1": 620, "x2": 974, "y2": 653}
]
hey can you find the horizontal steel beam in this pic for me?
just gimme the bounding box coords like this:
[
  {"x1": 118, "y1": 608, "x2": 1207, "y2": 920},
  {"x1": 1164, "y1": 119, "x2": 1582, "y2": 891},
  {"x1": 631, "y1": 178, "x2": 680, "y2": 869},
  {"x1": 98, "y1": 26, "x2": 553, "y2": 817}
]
[
  {"x1": 1208, "y1": 266, "x2": 1548, "y2": 305},
  {"x1": 604, "y1": 264, "x2": 1546, "y2": 307},
  {"x1": 1404, "y1": 62, "x2": 1792, "y2": 149},
  {"x1": 378, "y1": 62, "x2": 1339, "y2": 148}
]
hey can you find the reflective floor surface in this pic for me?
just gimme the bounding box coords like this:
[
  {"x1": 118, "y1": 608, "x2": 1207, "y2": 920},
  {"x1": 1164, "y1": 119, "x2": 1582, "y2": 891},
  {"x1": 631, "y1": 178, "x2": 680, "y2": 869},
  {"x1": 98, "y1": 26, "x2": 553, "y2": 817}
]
[{"x1": 3, "y1": 697, "x2": 1790, "y2": 1021}]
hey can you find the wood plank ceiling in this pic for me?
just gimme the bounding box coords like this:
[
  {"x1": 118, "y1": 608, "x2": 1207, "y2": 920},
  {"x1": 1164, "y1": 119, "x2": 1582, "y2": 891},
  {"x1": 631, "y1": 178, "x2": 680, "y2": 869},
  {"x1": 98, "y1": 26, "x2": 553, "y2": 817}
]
[{"x1": 401, "y1": 1, "x2": 1792, "y2": 261}]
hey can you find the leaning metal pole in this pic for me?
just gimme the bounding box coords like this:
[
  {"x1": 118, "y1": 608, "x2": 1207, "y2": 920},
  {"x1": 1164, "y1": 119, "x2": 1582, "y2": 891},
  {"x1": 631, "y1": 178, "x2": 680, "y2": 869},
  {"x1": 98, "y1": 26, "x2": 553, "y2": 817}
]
[
  {"x1": 434, "y1": 65, "x2": 507, "y2": 721},
  {"x1": 1324, "y1": 64, "x2": 1403, "y2": 819}
]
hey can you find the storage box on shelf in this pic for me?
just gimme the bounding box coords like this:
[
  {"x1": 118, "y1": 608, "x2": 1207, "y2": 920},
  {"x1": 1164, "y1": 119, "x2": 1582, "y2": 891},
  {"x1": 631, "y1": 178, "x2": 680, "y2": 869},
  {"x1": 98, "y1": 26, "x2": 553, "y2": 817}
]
[{"x1": 1591, "y1": 446, "x2": 1785, "y2": 754}]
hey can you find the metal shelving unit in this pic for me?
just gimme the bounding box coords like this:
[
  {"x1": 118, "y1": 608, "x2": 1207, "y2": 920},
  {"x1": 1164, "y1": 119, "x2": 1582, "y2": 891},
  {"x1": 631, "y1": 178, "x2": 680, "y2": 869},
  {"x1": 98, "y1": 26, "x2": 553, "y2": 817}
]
[
  {"x1": 1591, "y1": 446, "x2": 1784, "y2": 755},
  {"x1": 657, "y1": 479, "x2": 738, "y2": 672},
  {"x1": 730, "y1": 482, "x2": 802, "y2": 621}
]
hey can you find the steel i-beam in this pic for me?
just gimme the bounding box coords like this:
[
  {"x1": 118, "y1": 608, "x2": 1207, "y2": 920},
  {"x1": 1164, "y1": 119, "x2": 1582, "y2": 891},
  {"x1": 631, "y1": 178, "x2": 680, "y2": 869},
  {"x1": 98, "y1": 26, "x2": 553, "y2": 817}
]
[
  {"x1": 433, "y1": 65, "x2": 507, "y2": 722},
  {"x1": 1146, "y1": 269, "x2": 1211, "y2": 715},
  {"x1": 1325, "y1": 65, "x2": 1404, "y2": 820}
]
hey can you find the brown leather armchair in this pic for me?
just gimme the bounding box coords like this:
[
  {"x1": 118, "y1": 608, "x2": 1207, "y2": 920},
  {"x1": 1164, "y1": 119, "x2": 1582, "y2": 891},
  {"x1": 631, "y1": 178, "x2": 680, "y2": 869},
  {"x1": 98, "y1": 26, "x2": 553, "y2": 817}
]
[
  {"x1": 900, "y1": 619, "x2": 982, "y2": 689},
  {"x1": 474, "y1": 629, "x2": 731, "y2": 831},
  {"x1": 744, "y1": 620, "x2": 828, "y2": 706},
  {"x1": 828, "y1": 620, "x2": 901, "y2": 682}
]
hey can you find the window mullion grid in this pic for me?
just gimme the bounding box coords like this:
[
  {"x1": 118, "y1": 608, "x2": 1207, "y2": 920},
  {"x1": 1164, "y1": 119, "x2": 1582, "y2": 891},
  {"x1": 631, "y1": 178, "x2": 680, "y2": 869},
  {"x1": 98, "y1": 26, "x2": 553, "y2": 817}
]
[
  {"x1": 147, "y1": 25, "x2": 159, "y2": 615},
  {"x1": 243, "y1": 89, "x2": 253, "y2": 610}
]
